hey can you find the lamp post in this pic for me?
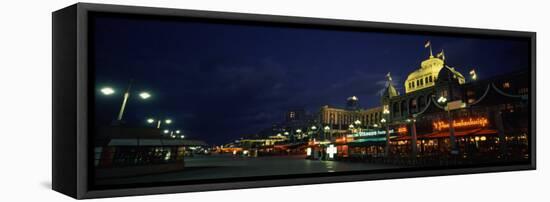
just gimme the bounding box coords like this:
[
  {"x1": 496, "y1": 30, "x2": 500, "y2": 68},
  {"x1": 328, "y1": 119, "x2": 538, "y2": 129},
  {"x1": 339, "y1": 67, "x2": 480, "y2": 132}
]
[
  {"x1": 99, "y1": 81, "x2": 151, "y2": 122},
  {"x1": 354, "y1": 120, "x2": 362, "y2": 133},
  {"x1": 295, "y1": 129, "x2": 302, "y2": 140},
  {"x1": 323, "y1": 126, "x2": 331, "y2": 141},
  {"x1": 438, "y1": 96, "x2": 458, "y2": 155},
  {"x1": 146, "y1": 118, "x2": 172, "y2": 129},
  {"x1": 407, "y1": 118, "x2": 418, "y2": 158},
  {"x1": 382, "y1": 108, "x2": 390, "y2": 157},
  {"x1": 310, "y1": 125, "x2": 318, "y2": 140},
  {"x1": 164, "y1": 129, "x2": 183, "y2": 138}
]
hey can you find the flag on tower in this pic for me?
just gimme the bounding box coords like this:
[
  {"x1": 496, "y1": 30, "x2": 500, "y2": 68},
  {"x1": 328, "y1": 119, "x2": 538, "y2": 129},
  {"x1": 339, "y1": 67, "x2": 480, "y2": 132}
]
[
  {"x1": 437, "y1": 49, "x2": 445, "y2": 60},
  {"x1": 424, "y1": 40, "x2": 431, "y2": 48}
]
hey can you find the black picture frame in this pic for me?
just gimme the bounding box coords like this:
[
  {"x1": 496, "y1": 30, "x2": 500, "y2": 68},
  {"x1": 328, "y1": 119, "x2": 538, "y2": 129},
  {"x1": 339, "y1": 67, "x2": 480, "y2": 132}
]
[{"x1": 52, "y1": 3, "x2": 536, "y2": 199}]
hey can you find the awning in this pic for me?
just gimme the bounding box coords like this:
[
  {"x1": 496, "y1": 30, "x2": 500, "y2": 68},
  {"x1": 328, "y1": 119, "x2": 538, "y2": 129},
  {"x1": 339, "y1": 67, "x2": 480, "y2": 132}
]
[{"x1": 347, "y1": 135, "x2": 393, "y2": 147}]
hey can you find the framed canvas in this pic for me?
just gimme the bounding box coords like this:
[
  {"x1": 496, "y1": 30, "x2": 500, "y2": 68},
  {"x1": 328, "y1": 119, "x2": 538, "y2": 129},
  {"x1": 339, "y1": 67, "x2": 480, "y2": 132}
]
[{"x1": 52, "y1": 3, "x2": 536, "y2": 199}]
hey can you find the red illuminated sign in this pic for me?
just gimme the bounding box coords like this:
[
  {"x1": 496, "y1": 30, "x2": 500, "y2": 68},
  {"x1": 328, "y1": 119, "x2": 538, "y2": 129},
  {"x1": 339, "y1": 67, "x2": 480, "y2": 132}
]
[{"x1": 433, "y1": 117, "x2": 489, "y2": 131}]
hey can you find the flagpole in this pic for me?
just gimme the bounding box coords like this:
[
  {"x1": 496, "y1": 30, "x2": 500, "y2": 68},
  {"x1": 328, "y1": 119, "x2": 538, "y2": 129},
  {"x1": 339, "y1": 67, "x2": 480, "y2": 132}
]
[{"x1": 429, "y1": 44, "x2": 433, "y2": 57}]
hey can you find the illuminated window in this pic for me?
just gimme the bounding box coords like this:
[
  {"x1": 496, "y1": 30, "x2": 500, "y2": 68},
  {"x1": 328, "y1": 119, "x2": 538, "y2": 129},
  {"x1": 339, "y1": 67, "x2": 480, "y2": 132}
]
[
  {"x1": 425, "y1": 77, "x2": 428, "y2": 84},
  {"x1": 416, "y1": 80, "x2": 420, "y2": 86},
  {"x1": 429, "y1": 76, "x2": 433, "y2": 82},
  {"x1": 503, "y1": 82, "x2": 511, "y2": 89}
]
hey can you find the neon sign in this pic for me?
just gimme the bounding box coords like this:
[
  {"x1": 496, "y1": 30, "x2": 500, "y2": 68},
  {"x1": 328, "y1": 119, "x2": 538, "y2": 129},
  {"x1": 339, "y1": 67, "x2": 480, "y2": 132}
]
[
  {"x1": 433, "y1": 117, "x2": 489, "y2": 131},
  {"x1": 349, "y1": 129, "x2": 395, "y2": 137},
  {"x1": 398, "y1": 127, "x2": 408, "y2": 134}
]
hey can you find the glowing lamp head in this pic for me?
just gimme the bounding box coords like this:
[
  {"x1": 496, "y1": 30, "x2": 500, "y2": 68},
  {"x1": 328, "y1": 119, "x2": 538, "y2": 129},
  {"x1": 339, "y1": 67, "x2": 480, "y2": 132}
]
[
  {"x1": 139, "y1": 92, "x2": 151, "y2": 99},
  {"x1": 147, "y1": 118, "x2": 155, "y2": 123},
  {"x1": 175, "y1": 130, "x2": 181, "y2": 134},
  {"x1": 163, "y1": 129, "x2": 170, "y2": 134},
  {"x1": 311, "y1": 126, "x2": 317, "y2": 130},
  {"x1": 380, "y1": 118, "x2": 387, "y2": 123},
  {"x1": 165, "y1": 119, "x2": 172, "y2": 124},
  {"x1": 324, "y1": 126, "x2": 331, "y2": 131},
  {"x1": 100, "y1": 87, "x2": 115, "y2": 95}
]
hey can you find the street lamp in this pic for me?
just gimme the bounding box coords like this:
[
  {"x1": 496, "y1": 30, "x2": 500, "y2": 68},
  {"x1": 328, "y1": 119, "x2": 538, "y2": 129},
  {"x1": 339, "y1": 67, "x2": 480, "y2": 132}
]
[
  {"x1": 438, "y1": 96, "x2": 458, "y2": 155},
  {"x1": 146, "y1": 118, "x2": 172, "y2": 128},
  {"x1": 310, "y1": 125, "x2": 318, "y2": 140},
  {"x1": 99, "y1": 81, "x2": 152, "y2": 121},
  {"x1": 100, "y1": 87, "x2": 115, "y2": 95},
  {"x1": 296, "y1": 129, "x2": 302, "y2": 139},
  {"x1": 382, "y1": 107, "x2": 391, "y2": 157},
  {"x1": 354, "y1": 120, "x2": 362, "y2": 133},
  {"x1": 139, "y1": 92, "x2": 151, "y2": 99},
  {"x1": 323, "y1": 125, "x2": 331, "y2": 140}
]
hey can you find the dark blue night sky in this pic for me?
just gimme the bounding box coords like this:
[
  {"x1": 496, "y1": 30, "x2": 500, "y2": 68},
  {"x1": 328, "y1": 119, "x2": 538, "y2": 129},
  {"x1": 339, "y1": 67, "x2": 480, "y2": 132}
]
[{"x1": 92, "y1": 15, "x2": 529, "y2": 145}]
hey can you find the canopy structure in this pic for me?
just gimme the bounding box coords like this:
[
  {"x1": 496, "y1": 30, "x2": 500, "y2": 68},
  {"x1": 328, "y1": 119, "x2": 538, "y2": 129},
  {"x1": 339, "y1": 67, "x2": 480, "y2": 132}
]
[{"x1": 347, "y1": 134, "x2": 398, "y2": 147}]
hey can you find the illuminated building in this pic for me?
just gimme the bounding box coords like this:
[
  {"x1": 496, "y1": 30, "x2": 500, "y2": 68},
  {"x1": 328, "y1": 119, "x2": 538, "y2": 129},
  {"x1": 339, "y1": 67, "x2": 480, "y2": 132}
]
[
  {"x1": 334, "y1": 43, "x2": 530, "y2": 161},
  {"x1": 380, "y1": 43, "x2": 530, "y2": 159},
  {"x1": 404, "y1": 50, "x2": 465, "y2": 94},
  {"x1": 320, "y1": 97, "x2": 382, "y2": 133}
]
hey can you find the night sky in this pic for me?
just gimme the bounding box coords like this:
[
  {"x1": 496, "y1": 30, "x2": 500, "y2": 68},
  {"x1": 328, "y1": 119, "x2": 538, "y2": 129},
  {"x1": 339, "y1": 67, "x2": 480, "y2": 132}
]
[{"x1": 92, "y1": 14, "x2": 529, "y2": 145}]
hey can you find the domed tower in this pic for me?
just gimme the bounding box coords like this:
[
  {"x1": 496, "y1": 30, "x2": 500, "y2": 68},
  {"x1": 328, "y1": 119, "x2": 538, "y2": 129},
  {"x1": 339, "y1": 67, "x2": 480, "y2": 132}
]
[
  {"x1": 403, "y1": 42, "x2": 468, "y2": 94},
  {"x1": 346, "y1": 96, "x2": 359, "y2": 110},
  {"x1": 381, "y1": 72, "x2": 398, "y2": 118},
  {"x1": 404, "y1": 54, "x2": 445, "y2": 94}
]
